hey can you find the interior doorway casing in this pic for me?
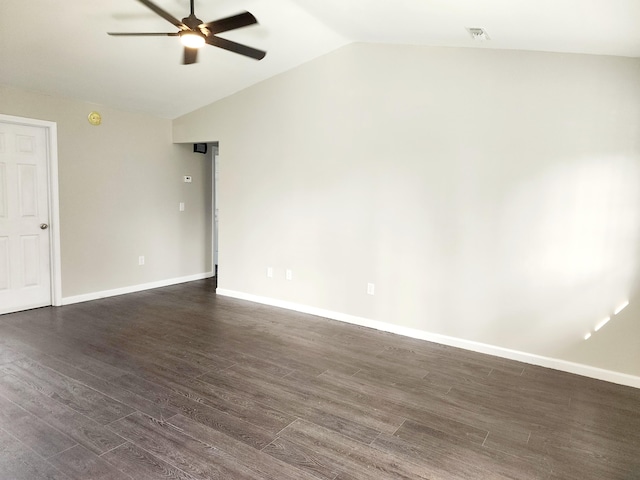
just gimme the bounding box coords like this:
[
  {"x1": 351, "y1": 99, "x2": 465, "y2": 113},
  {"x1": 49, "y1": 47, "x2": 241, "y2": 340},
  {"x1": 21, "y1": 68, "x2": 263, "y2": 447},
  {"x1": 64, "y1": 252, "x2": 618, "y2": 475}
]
[
  {"x1": 0, "y1": 113, "x2": 62, "y2": 307},
  {"x1": 212, "y1": 143, "x2": 219, "y2": 275}
]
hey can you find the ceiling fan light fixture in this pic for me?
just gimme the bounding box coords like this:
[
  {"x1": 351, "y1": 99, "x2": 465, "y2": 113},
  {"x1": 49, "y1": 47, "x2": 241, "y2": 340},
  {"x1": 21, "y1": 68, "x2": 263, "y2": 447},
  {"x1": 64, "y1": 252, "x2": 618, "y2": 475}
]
[{"x1": 180, "y1": 31, "x2": 205, "y2": 48}]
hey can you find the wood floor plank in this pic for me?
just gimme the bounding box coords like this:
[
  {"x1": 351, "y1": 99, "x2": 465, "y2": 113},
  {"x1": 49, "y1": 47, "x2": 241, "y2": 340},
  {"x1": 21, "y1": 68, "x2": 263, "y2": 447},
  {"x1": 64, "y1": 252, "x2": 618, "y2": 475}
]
[
  {"x1": 249, "y1": 326, "x2": 430, "y2": 379},
  {"x1": 124, "y1": 369, "x2": 296, "y2": 434},
  {"x1": 108, "y1": 412, "x2": 269, "y2": 480},
  {"x1": 275, "y1": 419, "x2": 431, "y2": 480},
  {"x1": 0, "y1": 325, "x2": 129, "y2": 381},
  {"x1": 110, "y1": 373, "x2": 275, "y2": 450},
  {"x1": 23, "y1": 352, "x2": 175, "y2": 421},
  {"x1": 168, "y1": 414, "x2": 323, "y2": 480},
  {"x1": 223, "y1": 364, "x2": 406, "y2": 435},
  {"x1": 47, "y1": 444, "x2": 132, "y2": 480},
  {"x1": 199, "y1": 366, "x2": 395, "y2": 443},
  {"x1": 316, "y1": 368, "x2": 533, "y2": 438},
  {"x1": 376, "y1": 419, "x2": 551, "y2": 480},
  {"x1": 0, "y1": 372, "x2": 126, "y2": 455},
  {"x1": 150, "y1": 309, "x2": 371, "y2": 377},
  {"x1": 3, "y1": 358, "x2": 135, "y2": 425},
  {"x1": 379, "y1": 346, "x2": 495, "y2": 377},
  {"x1": 445, "y1": 384, "x2": 569, "y2": 430},
  {"x1": 517, "y1": 427, "x2": 640, "y2": 480},
  {"x1": 318, "y1": 361, "x2": 550, "y2": 436},
  {"x1": 262, "y1": 436, "x2": 340, "y2": 480},
  {"x1": 102, "y1": 442, "x2": 198, "y2": 480},
  {"x1": 352, "y1": 366, "x2": 452, "y2": 395},
  {"x1": 290, "y1": 367, "x2": 503, "y2": 449},
  {"x1": 0, "y1": 394, "x2": 77, "y2": 458},
  {"x1": 0, "y1": 341, "x2": 26, "y2": 366},
  {"x1": 0, "y1": 427, "x2": 71, "y2": 480},
  {"x1": 371, "y1": 431, "x2": 512, "y2": 480}
]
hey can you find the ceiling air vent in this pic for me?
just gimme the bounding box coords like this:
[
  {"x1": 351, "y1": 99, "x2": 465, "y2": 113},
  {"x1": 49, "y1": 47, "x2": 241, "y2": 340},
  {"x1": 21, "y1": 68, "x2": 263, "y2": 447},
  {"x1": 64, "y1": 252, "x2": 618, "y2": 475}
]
[{"x1": 467, "y1": 27, "x2": 490, "y2": 41}]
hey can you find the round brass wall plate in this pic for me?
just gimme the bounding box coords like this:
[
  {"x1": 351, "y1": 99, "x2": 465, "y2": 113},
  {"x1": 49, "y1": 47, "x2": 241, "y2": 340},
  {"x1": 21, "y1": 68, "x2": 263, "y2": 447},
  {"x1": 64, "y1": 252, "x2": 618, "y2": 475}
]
[{"x1": 88, "y1": 111, "x2": 102, "y2": 126}]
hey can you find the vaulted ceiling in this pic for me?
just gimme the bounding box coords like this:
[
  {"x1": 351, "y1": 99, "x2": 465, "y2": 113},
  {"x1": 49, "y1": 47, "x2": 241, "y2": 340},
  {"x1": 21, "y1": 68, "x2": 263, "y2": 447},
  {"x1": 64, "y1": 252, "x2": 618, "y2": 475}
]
[{"x1": 1, "y1": 0, "x2": 639, "y2": 118}]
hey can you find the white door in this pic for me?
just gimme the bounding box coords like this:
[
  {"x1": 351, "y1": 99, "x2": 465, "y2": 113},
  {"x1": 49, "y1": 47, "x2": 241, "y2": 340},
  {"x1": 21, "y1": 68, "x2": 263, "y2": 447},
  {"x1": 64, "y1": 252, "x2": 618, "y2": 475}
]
[{"x1": 0, "y1": 122, "x2": 51, "y2": 314}]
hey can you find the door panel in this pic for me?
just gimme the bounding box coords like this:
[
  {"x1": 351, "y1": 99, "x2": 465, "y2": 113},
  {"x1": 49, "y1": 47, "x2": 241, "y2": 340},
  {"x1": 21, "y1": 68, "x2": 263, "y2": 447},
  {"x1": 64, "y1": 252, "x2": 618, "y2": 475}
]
[
  {"x1": 0, "y1": 122, "x2": 51, "y2": 314},
  {"x1": 0, "y1": 236, "x2": 8, "y2": 290},
  {"x1": 22, "y1": 235, "x2": 40, "y2": 286},
  {"x1": 18, "y1": 164, "x2": 38, "y2": 216},
  {"x1": 0, "y1": 164, "x2": 7, "y2": 217}
]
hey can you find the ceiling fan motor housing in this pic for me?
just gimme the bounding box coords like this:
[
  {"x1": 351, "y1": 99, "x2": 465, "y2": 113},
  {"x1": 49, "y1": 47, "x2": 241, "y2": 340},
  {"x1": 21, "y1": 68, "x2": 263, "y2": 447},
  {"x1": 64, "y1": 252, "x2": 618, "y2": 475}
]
[{"x1": 182, "y1": 14, "x2": 203, "y2": 30}]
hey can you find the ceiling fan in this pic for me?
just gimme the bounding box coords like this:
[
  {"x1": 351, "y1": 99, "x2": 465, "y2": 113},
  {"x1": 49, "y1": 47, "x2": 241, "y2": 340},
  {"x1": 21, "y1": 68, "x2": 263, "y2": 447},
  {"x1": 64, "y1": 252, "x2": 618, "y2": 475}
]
[{"x1": 108, "y1": 0, "x2": 266, "y2": 64}]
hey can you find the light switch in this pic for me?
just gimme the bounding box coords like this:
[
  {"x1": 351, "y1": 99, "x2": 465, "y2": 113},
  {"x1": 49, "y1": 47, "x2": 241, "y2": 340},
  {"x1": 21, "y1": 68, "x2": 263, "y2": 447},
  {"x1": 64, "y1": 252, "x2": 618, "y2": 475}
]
[
  {"x1": 179, "y1": 202, "x2": 185, "y2": 211},
  {"x1": 183, "y1": 176, "x2": 192, "y2": 183}
]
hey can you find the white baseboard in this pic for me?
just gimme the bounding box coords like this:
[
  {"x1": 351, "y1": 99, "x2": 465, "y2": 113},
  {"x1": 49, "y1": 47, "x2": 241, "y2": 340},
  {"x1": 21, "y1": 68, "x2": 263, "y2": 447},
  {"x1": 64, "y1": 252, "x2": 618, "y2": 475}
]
[
  {"x1": 62, "y1": 272, "x2": 214, "y2": 306},
  {"x1": 216, "y1": 288, "x2": 640, "y2": 389}
]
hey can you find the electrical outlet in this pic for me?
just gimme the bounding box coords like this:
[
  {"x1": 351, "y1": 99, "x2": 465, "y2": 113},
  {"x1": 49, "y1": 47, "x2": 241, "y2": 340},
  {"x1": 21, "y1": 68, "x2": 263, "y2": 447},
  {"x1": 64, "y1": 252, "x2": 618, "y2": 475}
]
[
  {"x1": 286, "y1": 269, "x2": 292, "y2": 281},
  {"x1": 267, "y1": 267, "x2": 273, "y2": 278},
  {"x1": 183, "y1": 176, "x2": 192, "y2": 183},
  {"x1": 367, "y1": 283, "x2": 375, "y2": 295},
  {"x1": 138, "y1": 256, "x2": 145, "y2": 266}
]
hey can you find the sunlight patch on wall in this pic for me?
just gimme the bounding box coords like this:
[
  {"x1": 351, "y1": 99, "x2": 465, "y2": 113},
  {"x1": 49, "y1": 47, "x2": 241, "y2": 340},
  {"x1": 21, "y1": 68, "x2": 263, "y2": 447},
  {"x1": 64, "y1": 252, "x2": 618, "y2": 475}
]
[
  {"x1": 522, "y1": 159, "x2": 638, "y2": 286},
  {"x1": 583, "y1": 299, "x2": 630, "y2": 341},
  {"x1": 496, "y1": 155, "x2": 640, "y2": 352},
  {"x1": 614, "y1": 300, "x2": 629, "y2": 315},
  {"x1": 594, "y1": 316, "x2": 610, "y2": 332}
]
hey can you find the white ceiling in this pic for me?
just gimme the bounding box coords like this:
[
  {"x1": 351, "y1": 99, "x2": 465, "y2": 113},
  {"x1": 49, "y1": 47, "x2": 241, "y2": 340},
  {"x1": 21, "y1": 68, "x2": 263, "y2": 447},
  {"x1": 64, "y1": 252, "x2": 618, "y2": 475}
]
[{"x1": 1, "y1": 0, "x2": 639, "y2": 119}]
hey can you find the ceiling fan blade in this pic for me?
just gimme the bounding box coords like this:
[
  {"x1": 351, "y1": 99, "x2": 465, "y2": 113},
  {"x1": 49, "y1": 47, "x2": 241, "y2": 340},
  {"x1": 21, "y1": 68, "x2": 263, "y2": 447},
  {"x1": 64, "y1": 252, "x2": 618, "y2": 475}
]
[
  {"x1": 183, "y1": 47, "x2": 198, "y2": 65},
  {"x1": 136, "y1": 0, "x2": 185, "y2": 29},
  {"x1": 204, "y1": 11, "x2": 258, "y2": 34},
  {"x1": 205, "y1": 36, "x2": 266, "y2": 60},
  {"x1": 108, "y1": 32, "x2": 179, "y2": 36}
]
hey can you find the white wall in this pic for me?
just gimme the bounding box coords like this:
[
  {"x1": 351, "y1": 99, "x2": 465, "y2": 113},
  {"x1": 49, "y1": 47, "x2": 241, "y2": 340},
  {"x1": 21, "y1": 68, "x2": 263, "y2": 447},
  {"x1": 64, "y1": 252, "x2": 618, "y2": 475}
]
[
  {"x1": 1, "y1": 84, "x2": 212, "y2": 298},
  {"x1": 173, "y1": 43, "x2": 640, "y2": 379}
]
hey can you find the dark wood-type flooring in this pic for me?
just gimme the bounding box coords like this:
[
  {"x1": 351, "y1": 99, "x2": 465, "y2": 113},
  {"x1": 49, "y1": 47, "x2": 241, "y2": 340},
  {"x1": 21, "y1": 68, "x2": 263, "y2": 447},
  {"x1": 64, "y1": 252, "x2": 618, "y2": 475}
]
[{"x1": 0, "y1": 279, "x2": 639, "y2": 479}]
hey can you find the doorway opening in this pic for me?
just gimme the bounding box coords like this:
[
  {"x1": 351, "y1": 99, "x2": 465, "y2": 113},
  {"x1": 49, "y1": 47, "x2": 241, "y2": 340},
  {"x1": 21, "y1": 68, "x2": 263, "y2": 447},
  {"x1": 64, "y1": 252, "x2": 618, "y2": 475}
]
[{"x1": 211, "y1": 142, "x2": 219, "y2": 282}]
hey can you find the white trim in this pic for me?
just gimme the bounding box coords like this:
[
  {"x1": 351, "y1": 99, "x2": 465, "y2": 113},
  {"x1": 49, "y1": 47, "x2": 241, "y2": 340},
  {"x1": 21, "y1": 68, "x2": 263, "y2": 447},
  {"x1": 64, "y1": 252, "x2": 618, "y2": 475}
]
[
  {"x1": 62, "y1": 271, "x2": 214, "y2": 305},
  {"x1": 216, "y1": 288, "x2": 640, "y2": 389},
  {"x1": 211, "y1": 147, "x2": 217, "y2": 275},
  {"x1": 46, "y1": 123, "x2": 62, "y2": 306},
  {"x1": 0, "y1": 114, "x2": 62, "y2": 307}
]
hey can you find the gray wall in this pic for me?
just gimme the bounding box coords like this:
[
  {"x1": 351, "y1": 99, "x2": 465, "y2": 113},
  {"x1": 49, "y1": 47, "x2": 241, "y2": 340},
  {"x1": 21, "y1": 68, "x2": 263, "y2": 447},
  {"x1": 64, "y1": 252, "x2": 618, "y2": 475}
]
[
  {"x1": 1, "y1": 84, "x2": 212, "y2": 298},
  {"x1": 173, "y1": 43, "x2": 640, "y2": 377}
]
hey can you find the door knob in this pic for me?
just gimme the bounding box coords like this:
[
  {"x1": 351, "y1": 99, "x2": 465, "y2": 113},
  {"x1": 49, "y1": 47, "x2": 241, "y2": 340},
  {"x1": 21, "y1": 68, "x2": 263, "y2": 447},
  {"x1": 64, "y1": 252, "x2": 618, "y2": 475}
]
[{"x1": 40, "y1": 223, "x2": 48, "y2": 230}]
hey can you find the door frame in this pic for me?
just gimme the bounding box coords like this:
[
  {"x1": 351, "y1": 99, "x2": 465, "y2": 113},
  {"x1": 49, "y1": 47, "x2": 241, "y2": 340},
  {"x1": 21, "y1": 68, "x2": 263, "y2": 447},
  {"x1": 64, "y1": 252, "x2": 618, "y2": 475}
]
[
  {"x1": 212, "y1": 143, "x2": 218, "y2": 275},
  {"x1": 0, "y1": 113, "x2": 62, "y2": 307}
]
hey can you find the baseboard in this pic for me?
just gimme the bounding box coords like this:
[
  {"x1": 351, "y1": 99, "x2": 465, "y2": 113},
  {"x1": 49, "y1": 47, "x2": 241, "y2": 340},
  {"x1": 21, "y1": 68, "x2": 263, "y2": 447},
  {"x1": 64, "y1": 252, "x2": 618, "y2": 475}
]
[
  {"x1": 216, "y1": 288, "x2": 640, "y2": 389},
  {"x1": 62, "y1": 272, "x2": 214, "y2": 306}
]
